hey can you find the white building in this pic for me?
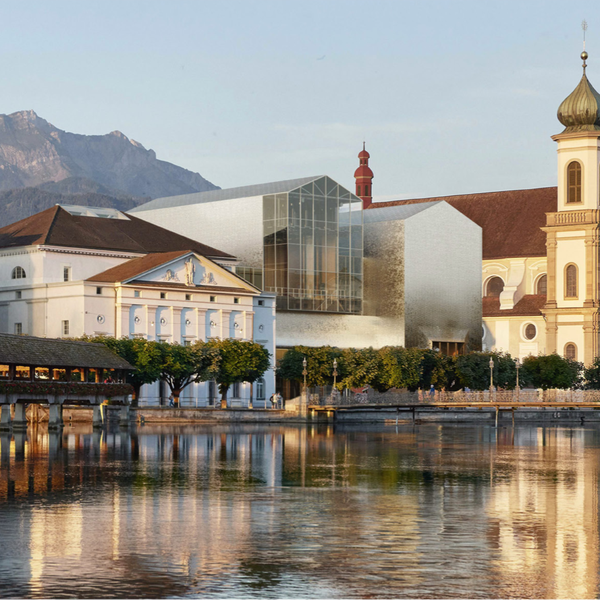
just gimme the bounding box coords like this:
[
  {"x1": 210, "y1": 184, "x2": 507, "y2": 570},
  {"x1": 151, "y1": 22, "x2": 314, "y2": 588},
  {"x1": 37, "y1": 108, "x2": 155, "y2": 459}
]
[{"x1": 0, "y1": 204, "x2": 276, "y2": 406}]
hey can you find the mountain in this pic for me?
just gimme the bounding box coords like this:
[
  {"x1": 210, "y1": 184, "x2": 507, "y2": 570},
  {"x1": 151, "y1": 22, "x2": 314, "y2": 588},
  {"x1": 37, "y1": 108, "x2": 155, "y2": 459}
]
[
  {"x1": 0, "y1": 187, "x2": 148, "y2": 228},
  {"x1": 0, "y1": 110, "x2": 219, "y2": 199}
]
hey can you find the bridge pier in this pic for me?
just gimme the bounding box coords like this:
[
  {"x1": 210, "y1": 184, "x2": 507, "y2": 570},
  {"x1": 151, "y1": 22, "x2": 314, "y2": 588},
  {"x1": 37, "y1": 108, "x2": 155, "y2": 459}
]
[
  {"x1": 0, "y1": 405, "x2": 11, "y2": 432},
  {"x1": 12, "y1": 403, "x2": 28, "y2": 432},
  {"x1": 92, "y1": 405, "x2": 104, "y2": 429},
  {"x1": 119, "y1": 405, "x2": 130, "y2": 428},
  {"x1": 47, "y1": 403, "x2": 64, "y2": 431}
]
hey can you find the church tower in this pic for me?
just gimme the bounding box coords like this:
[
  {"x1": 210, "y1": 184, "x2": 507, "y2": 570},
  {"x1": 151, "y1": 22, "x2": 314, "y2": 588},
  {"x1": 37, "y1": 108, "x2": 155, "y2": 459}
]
[
  {"x1": 354, "y1": 143, "x2": 374, "y2": 209},
  {"x1": 542, "y1": 50, "x2": 600, "y2": 364}
]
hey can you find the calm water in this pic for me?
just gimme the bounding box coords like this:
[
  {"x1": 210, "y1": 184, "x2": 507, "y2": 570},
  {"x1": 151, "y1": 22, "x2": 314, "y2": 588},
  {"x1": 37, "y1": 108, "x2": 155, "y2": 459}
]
[{"x1": 0, "y1": 422, "x2": 598, "y2": 599}]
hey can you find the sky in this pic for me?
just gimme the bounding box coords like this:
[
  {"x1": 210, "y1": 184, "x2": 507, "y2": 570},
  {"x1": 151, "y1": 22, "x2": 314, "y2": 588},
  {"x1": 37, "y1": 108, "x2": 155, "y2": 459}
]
[{"x1": 1, "y1": 0, "x2": 599, "y2": 200}]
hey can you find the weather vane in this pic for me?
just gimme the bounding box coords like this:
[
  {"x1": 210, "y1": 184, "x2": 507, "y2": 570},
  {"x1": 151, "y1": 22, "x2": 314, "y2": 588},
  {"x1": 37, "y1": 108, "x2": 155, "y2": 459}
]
[{"x1": 582, "y1": 20, "x2": 588, "y2": 72}]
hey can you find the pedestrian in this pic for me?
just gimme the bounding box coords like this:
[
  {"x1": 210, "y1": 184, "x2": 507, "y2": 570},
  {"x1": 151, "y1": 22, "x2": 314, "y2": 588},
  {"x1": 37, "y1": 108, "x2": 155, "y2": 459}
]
[
  {"x1": 269, "y1": 393, "x2": 276, "y2": 409},
  {"x1": 429, "y1": 384, "x2": 435, "y2": 397},
  {"x1": 276, "y1": 391, "x2": 283, "y2": 409},
  {"x1": 168, "y1": 394, "x2": 174, "y2": 407}
]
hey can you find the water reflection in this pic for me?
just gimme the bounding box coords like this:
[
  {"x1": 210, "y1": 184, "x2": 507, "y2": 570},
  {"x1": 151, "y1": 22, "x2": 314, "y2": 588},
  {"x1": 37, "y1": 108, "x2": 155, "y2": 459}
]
[{"x1": 0, "y1": 424, "x2": 599, "y2": 598}]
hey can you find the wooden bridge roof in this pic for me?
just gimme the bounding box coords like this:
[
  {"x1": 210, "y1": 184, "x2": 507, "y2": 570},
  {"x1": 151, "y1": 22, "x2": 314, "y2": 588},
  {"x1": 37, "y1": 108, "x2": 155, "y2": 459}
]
[{"x1": 0, "y1": 334, "x2": 133, "y2": 369}]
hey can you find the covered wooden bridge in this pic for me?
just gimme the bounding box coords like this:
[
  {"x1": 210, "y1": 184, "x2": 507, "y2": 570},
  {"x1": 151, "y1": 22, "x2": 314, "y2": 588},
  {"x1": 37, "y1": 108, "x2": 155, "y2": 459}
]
[{"x1": 0, "y1": 333, "x2": 133, "y2": 431}]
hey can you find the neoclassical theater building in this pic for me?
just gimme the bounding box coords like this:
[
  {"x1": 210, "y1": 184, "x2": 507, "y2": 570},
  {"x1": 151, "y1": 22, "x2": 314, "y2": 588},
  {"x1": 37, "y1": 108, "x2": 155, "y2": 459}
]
[{"x1": 371, "y1": 52, "x2": 600, "y2": 365}]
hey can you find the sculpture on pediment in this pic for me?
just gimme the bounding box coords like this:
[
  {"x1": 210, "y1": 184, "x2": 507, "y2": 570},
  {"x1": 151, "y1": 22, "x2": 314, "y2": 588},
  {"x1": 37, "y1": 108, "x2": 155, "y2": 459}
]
[
  {"x1": 164, "y1": 269, "x2": 179, "y2": 282},
  {"x1": 200, "y1": 271, "x2": 216, "y2": 285},
  {"x1": 185, "y1": 257, "x2": 195, "y2": 286}
]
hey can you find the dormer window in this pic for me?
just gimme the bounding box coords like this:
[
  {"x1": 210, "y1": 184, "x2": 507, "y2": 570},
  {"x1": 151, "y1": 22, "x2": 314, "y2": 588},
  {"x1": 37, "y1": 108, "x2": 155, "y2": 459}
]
[
  {"x1": 567, "y1": 161, "x2": 582, "y2": 203},
  {"x1": 11, "y1": 266, "x2": 26, "y2": 279}
]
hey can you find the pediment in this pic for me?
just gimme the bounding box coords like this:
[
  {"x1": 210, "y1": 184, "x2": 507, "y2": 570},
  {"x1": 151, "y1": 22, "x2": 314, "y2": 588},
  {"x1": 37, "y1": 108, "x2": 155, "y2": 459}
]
[{"x1": 127, "y1": 252, "x2": 256, "y2": 292}]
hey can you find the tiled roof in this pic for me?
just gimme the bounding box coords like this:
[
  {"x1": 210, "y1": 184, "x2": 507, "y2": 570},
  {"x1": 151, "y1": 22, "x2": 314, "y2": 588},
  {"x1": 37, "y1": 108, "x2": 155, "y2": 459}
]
[
  {"x1": 87, "y1": 250, "x2": 190, "y2": 282},
  {"x1": 0, "y1": 206, "x2": 234, "y2": 259},
  {"x1": 482, "y1": 294, "x2": 546, "y2": 317},
  {"x1": 0, "y1": 333, "x2": 133, "y2": 369},
  {"x1": 370, "y1": 187, "x2": 556, "y2": 260}
]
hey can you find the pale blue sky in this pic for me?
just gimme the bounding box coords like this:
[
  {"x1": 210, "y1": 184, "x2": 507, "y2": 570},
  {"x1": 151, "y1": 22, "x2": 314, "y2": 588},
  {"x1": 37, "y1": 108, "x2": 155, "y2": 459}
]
[{"x1": 0, "y1": 1, "x2": 598, "y2": 198}]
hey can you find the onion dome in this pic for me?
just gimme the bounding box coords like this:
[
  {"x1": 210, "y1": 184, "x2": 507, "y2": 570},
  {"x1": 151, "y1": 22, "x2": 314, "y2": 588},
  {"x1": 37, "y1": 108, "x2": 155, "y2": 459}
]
[
  {"x1": 354, "y1": 142, "x2": 373, "y2": 178},
  {"x1": 557, "y1": 51, "x2": 600, "y2": 132}
]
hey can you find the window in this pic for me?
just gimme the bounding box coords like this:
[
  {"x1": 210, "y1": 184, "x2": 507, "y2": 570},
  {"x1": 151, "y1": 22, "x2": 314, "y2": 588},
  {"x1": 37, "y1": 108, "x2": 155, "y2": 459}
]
[
  {"x1": 210, "y1": 296, "x2": 217, "y2": 303},
  {"x1": 431, "y1": 341, "x2": 465, "y2": 356},
  {"x1": 232, "y1": 382, "x2": 241, "y2": 398},
  {"x1": 11, "y1": 266, "x2": 26, "y2": 279},
  {"x1": 134, "y1": 290, "x2": 141, "y2": 298},
  {"x1": 567, "y1": 161, "x2": 582, "y2": 203},
  {"x1": 357, "y1": 185, "x2": 361, "y2": 196},
  {"x1": 485, "y1": 276, "x2": 504, "y2": 297},
  {"x1": 536, "y1": 274, "x2": 547, "y2": 296},
  {"x1": 365, "y1": 185, "x2": 369, "y2": 196},
  {"x1": 256, "y1": 377, "x2": 265, "y2": 400},
  {"x1": 186, "y1": 294, "x2": 192, "y2": 301},
  {"x1": 63, "y1": 266, "x2": 71, "y2": 282},
  {"x1": 62, "y1": 320, "x2": 69, "y2": 336},
  {"x1": 160, "y1": 292, "x2": 167, "y2": 299},
  {"x1": 96, "y1": 287, "x2": 102, "y2": 295},
  {"x1": 257, "y1": 300, "x2": 264, "y2": 306},
  {"x1": 565, "y1": 343, "x2": 577, "y2": 361},
  {"x1": 565, "y1": 264, "x2": 578, "y2": 298},
  {"x1": 15, "y1": 291, "x2": 21, "y2": 299},
  {"x1": 524, "y1": 323, "x2": 537, "y2": 340},
  {"x1": 234, "y1": 297, "x2": 240, "y2": 304},
  {"x1": 14, "y1": 323, "x2": 22, "y2": 335}
]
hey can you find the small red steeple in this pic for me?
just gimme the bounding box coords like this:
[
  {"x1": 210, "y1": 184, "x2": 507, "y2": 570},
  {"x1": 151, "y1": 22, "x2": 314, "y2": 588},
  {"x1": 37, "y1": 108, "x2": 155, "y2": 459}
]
[{"x1": 354, "y1": 142, "x2": 374, "y2": 209}]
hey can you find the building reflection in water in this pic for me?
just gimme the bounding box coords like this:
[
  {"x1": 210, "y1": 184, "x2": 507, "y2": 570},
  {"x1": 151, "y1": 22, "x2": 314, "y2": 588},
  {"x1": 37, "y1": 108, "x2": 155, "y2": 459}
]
[{"x1": 0, "y1": 423, "x2": 599, "y2": 598}]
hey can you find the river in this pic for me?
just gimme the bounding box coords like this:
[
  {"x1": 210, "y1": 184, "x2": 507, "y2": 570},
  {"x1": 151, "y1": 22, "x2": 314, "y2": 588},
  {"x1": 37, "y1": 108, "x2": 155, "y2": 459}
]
[{"x1": 0, "y1": 423, "x2": 598, "y2": 598}]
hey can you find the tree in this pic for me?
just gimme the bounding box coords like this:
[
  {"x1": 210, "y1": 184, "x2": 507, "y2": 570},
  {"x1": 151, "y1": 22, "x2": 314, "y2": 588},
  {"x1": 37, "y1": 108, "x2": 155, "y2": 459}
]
[
  {"x1": 522, "y1": 353, "x2": 582, "y2": 390},
  {"x1": 454, "y1": 352, "x2": 519, "y2": 391},
  {"x1": 80, "y1": 335, "x2": 162, "y2": 406},
  {"x1": 276, "y1": 346, "x2": 342, "y2": 388},
  {"x1": 339, "y1": 347, "x2": 383, "y2": 391},
  {"x1": 206, "y1": 339, "x2": 271, "y2": 408},
  {"x1": 377, "y1": 347, "x2": 423, "y2": 392},
  {"x1": 584, "y1": 357, "x2": 600, "y2": 389},
  {"x1": 157, "y1": 341, "x2": 220, "y2": 407}
]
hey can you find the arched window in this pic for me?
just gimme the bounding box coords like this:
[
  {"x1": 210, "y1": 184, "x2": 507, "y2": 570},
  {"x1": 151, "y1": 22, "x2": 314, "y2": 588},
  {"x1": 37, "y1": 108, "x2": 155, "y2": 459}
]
[
  {"x1": 536, "y1": 274, "x2": 547, "y2": 295},
  {"x1": 357, "y1": 185, "x2": 361, "y2": 196},
  {"x1": 485, "y1": 276, "x2": 504, "y2": 297},
  {"x1": 11, "y1": 266, "x2": 26, "y2": 279},
  {"x1": 365, "y1": 185, "x2": 369, "y2": 196},
  {"x1": 567, "y1": 161, "x2": 582, "y2": 203},
  {"x1": 565, "y1": 343, "x2": 577, "y2": 361},
  {"x1": 565, "y1": 264, "x2": 578, "y2": 298}
]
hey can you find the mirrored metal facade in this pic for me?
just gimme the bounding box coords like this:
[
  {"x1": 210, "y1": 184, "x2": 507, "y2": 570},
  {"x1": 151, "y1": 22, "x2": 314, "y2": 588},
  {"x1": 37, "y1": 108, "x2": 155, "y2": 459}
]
[{"x1": 262, "y1": 176, "x2": 363, "y2": 313}]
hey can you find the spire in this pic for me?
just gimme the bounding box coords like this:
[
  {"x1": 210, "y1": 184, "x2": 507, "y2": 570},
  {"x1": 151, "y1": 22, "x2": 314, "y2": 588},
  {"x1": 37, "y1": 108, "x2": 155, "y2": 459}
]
[{"x1": 354, "y1": 143, "x2": 374, "y2": 209}]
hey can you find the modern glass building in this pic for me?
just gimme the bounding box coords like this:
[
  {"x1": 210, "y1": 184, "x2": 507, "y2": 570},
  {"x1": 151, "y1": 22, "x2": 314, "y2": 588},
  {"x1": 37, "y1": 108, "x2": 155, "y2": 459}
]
[
  {"x1": 263, "y1": 176, "x2": 363, "y2": 313},
  {"x1": 130, "y1": 175, "x2": 363, "y2": 315}
]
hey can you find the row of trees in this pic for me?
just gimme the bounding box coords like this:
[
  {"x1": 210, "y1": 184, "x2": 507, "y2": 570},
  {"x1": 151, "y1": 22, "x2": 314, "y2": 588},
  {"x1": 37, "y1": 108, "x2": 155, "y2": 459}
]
[
  {"x1": 81, "y1": 336, "x2": 271, "y2": 407},
  {"x1": 277, "y1": 346, "x2": 600, "y2": 391}
]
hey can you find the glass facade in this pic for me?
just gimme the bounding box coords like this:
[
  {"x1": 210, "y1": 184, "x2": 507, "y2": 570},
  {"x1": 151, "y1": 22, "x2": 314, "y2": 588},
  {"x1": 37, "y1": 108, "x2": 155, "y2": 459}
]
[{"x1": 262, "y1": 176, "x2": 363, "y2": 313}]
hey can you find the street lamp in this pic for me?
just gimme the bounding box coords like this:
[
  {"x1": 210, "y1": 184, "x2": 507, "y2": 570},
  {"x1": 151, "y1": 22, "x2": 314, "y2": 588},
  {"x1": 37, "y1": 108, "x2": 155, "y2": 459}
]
[
  {"x1": 515, "y1": 357, "x2": 521, "y2": 397},
  {"x1": 332, "y1": 359, "x2": 338, "y2": 401},
  {"x1": 489, "y1": 357, "x2": 494, "y2": 393},
  {"x1": 302, "y1": 357, "x2": 307, "y2": 391}
]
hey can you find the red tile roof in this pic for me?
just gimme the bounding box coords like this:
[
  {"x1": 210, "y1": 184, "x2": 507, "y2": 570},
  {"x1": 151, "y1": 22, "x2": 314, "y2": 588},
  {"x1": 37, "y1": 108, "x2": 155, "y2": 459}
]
[
  {"x1": 370, "y1": 187, "x2": 556, "y2": 260},
  {"x1": 482, "y1": 294, "x2": 546, "y2": 317},
  {"x1": 0, "y1": 206, "x2": 234, "y2": 259}
]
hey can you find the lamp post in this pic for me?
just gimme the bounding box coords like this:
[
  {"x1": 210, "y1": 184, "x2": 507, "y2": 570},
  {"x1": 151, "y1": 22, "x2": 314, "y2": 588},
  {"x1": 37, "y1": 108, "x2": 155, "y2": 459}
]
[
  {"x1": 515, "y1": 358, "x2": 521, "y2": 398},
  {"x1": 302, "y1": 357, "x2": 307, "y2": 391},
  {"x1": 332, "y1": 359, "x2": 338, "y2": 402},
  {"x1": 489, "y1": 357, "x2": 494, "y2": 393}
]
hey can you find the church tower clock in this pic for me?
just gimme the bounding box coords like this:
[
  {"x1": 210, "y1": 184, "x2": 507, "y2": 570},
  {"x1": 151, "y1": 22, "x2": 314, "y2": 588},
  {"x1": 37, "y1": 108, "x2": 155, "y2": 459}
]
[{"x1": 542, "y1": 50, "x2": 600, "y2": 364}]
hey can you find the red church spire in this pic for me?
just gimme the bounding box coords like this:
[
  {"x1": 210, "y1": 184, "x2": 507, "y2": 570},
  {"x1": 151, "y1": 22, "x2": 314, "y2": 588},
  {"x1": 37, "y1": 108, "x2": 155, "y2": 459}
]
[{"x1": 354, "y1": 142, "x2": 374, "y2": 209}]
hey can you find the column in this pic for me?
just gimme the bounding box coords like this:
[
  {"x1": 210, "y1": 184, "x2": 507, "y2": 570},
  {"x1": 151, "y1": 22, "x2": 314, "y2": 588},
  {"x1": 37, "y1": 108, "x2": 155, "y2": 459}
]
[
  {"x1": 545, "y1": 232, "x2": 558, "y2": 308},
  {"x1": 119, "y1": 405, "x2": 130, "y2": 428},
  {"x1": 0, "y1": 405, "x2": 11, "y2": 432},
  {"x1": 196, "y1": 309, "x2": 206, "y2": 341},
  {"x1": 221, "y1": 310, "x2": 232, "y2": 339},
  {"x1": 245, "y1": 311, "x2": 255, "y2": 341},
  {"x1": 12, "y1": 403, "x2": 27, "y2": 431}
]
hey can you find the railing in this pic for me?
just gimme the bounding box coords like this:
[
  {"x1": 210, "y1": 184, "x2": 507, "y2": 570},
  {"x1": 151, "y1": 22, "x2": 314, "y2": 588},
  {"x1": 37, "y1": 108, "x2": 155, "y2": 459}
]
[
  {"x1": 310, "y1": 389, "x2": 600, "y2": 406},
  {"x1": 546, "y1": 210, "x2": 600, "y2": 226}
]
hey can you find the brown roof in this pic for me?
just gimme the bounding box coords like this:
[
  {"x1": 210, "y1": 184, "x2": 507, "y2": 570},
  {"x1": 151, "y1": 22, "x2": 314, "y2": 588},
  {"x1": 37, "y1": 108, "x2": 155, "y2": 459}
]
[
  {"x1": 370, "y1": 187, "x2": 557, "y2": 260},
  {"x1": 0, "y1": 206, "x2": 234, "y2": 259},
  {"x1": 482, "y1": 294, "x2": 546, "y2": 317},
  {"x1": 0, "y1": 333, "x2": 133, "y2": 369}
]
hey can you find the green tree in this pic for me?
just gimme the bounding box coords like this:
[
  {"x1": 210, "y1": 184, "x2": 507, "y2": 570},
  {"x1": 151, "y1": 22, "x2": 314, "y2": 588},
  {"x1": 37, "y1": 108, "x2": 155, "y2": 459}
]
[
  {"x1": 377, "y1": 347, "x2": 423, "y2": 391},
  {"x1": 158, "y1": 341, "x2": 221, "y2": 407},
  {"x1": 584, "y1": 357, "x2": 600, "y2": 389},
  {"x1": 522, "y1": 353, "x2": 582, "y2": 390},
  {"x1": 206, "y1": 339, "x2": 271, "y2": 408},
  {"x1": 454, "y1": 352, "x2": 519, "y2": 391},
  {"x1": 80, "y1": 335, "x2": 162, "y2": 406},
  {"x1": 338, "y1": 347, "x2": 383, "y2": 390},
  {"x1": 276, "y1": 345, "x2": 342, "y2": 388}
]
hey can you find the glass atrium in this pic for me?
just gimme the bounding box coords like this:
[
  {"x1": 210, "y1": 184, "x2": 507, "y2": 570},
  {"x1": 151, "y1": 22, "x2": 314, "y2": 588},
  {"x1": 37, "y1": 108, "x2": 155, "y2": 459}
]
[{"x1": 262, "y1": 176, "x2": 363, "y2": 314}]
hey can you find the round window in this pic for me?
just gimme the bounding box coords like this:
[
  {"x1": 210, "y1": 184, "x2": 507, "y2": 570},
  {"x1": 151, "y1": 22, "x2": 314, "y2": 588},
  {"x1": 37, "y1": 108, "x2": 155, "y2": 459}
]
[
  {"x1": 524, "y1": 323, "x2": 537, "y2": 340},
  {"x1": 134, "y1": 316, "x2": 140, "y2": 324},
  {"x1": 97, "y1": 315, "x2": 105, "y2": 324}
]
